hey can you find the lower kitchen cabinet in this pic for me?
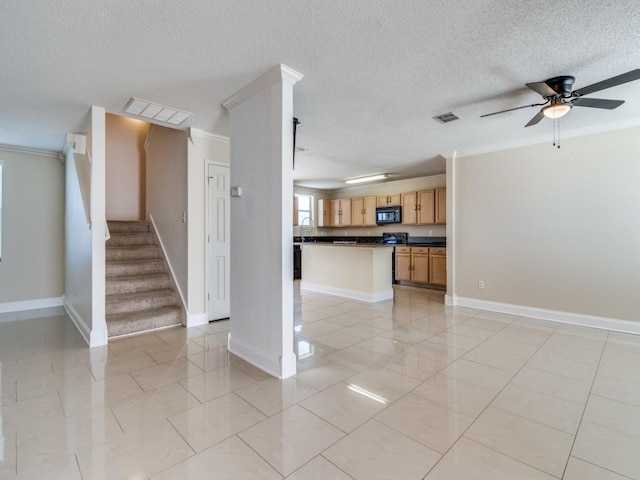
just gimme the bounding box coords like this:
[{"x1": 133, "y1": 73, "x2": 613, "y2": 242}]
[
  {"x1": 395, "y1": 247, "x2": 412, "y2": 281},
  {"x1": 395, "y1": 247, "x2": 446, "y2": 287},
  {"x1": 429, "y1": 247, "x2": 447, "y2": 285}
]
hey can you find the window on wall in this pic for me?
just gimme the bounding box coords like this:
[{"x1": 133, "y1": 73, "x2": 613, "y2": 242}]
[
  {"x1": 0, "y1": 160, "x2": 3, "y2": 260},
  {"x1": 296, "y1": 194, "x2": 313, "y2": 226}
]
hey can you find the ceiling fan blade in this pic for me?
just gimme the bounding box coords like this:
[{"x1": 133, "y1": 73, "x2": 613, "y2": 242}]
[
  {"x1": 480, "y1": 102, "x2": 547, "y2": 118},
  {"x1": 573, "y1": 69, "x2": 640, "y2": 97},
  {"x1": 525, "y1": 110, "x2": 545, "y2": 127},
  {"x1": 572, "y1": 98, "x2": 625, "y2": 109},
  {"x1": 526, "y1": 81, "x2": 557, "y2": 97}
]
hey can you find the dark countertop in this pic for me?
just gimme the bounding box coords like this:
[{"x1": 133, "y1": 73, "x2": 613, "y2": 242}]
[{"x1": 293, "y1": 235, "x2": 446, "y2": 248}]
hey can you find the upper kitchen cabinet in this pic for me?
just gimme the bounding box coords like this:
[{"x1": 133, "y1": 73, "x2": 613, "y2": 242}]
[
  {"x1": 377, "y1": 194, "x2": 401, "y2": 207},
  {"x1": 435, "y1": 188, "x2": 446, "y2": 224},
  {"x1": 352, "y1": 196, "x2": 377, "y2": 227},
  {"x1": 402, "y1": 190, "x2": 435, "y2": 224},
  {"x1": 317, "y1": 198, "x2": 331, "y2": 227},
  {"x1": 331, "y1": 198, "x2": 352, "y2": 227}
]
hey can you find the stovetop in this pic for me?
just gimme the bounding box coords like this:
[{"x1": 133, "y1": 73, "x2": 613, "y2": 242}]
[{"x1": 381, "y1": 232, "x2": 408, "y2": 244}]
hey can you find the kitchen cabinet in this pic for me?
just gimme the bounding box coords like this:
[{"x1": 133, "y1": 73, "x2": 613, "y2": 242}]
[
  {"x1": 395, "y1": 246, "x2": 446, "y2": 286},
  {"x1": 351, "y1": 196, "x2": 377, "y2": 227},
  {"x1": 377, "y1": 194, "x2": 401, "y2": 207},
  {"x1": 429, "y1": 247, "x2": 447, "y2": 285},
  {"x1": 331, "y1": 198, "x2": 352, "y2": 227},
  {"x1": 395, "y1": 247, "x2": 412, "y2": 281},
  {"x1": 402, "y1": 190, "x2": 435, "y2": 224},
  {"x1": 411, "y1": 247, "x2": 430, "y2": 283},
  {"x1": 435, "y1": 188, "x2": 446, "y2": 224},
  {"x1": 317, "y1": 199, "x2": 331, "y2": 227}
]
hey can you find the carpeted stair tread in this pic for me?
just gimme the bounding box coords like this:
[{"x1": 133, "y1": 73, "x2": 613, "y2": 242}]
[
  {"x1": 107, "y1": 221, "x2": 150, "y2": 233},
  {"x1": 106, "y1": 258, "x2": 165, "y2": 277},
  {"x1": 106, "y1": 245, "x2": 159, "y2": 261},
  {"x1": 106, "y1": 306, "x2": 182, "y2": 337},
  {"x1": 106, "y1": 272, "x2": 170, "y2": 295},
  {"x1": 106, "y1": 232, "x2": 155, "y2": 247},
  {"x1": 106, "y1": 289, "x2": 176, "y2": 315},
  {"x1": 105, "y1": 220, "x2": 182, "y2": 338}
]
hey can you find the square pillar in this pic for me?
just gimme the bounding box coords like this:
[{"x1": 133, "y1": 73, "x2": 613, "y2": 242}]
[{"x1": 222, "y1": 64, "x2": 303, "y2": 378}]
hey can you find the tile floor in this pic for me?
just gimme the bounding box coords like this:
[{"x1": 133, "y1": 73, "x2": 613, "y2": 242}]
[{"x1": 1, "y1": 284, "x2": 640, "y2": 479}]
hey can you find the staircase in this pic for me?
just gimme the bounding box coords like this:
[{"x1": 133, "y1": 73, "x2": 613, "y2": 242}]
[{"x1": 106, "y1": 221, "x2": 182, "y2": 337}]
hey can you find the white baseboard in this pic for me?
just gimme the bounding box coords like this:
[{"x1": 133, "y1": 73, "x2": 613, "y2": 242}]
[
  {"x1": 229, "y1": 335, "x2": 296, "y2": 379},
  {"x1": 63, "y1": 298, "x2": 108, "y2": 347},
  {"x1": 445, "y1": 294, "x2": 456, "y2": 306},
  {"x1": 300, "y1": 282, "x2": 393, "y2": 303},
  {"x1": 90, "y1": 327, "x2": 109, "y2": 347},
  {"x1": 453, "y1": 296, "x2": 640, "y2": 335},
  {"x1": 186, "y1": 312, "x2": 208, "y2": 328},
  {"x1": 0, "y1": 296, "x2": 63, "y2": 314},
  {"x1": 63, "y1": 299, "x2": 91, "y2": 345}
]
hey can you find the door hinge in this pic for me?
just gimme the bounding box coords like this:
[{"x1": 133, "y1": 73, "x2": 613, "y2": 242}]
[
  {"x1": 208, "y1": 293, "x2": 210, "y2": 300},
  {"x1": 208, "y1": 235, "x2": 210, "y2": 243}
]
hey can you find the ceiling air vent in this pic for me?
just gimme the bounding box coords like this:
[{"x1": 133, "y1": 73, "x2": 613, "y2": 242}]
[
  {"x1": 124, "y1": 97, "x2": 193, "y2": 125},
  {"x1": 433, "y1": 111, "x2": 462, "y2": 123}
]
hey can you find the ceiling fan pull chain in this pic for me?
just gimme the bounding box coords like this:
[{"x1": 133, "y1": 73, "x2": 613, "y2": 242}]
[
  {"x1": 552, "y1": 117, "x2": 556, "y2": 148},
  {"x1": 557, "y1": 120, "x2": 561, "y2": 149}
]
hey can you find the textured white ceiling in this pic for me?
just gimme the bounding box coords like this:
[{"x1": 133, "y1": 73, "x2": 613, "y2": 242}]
[{"x1": 1, "y1": 0, "x2": 639, "y2": 189}]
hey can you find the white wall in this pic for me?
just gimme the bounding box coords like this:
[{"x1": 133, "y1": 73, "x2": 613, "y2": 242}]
[
  {"x1": 64, "y1": 106, "x2": 108, "y2": 347},
  {"x1": 225, "y1": 64, "x2": 301, "y2": 378},
  {"x1": 64, "y1": 142, "x2": 93, "y2": 327},
  {"x1": 296, "y1": 174, "x2": 447, "y2": 238},
  {"x1": 105, "y1": 114, "x2": 149, "y2": 220},
  {"x1": 146, "y1": 125, "x2": 189, "y2": 303},
  {"x1": 454, "y1": 126, "x2": 640, "y2": 323},
  {"x1": 0, "y1": 147, "x2": 64, "y2": 307},
  {"x1": 186, "y1": 129, "x2": 230, "y2": 326}
]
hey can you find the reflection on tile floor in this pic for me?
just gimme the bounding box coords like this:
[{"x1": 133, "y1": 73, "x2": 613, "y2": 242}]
[{"x1": 1, "y1": 283, "x2": 640, "y2": 479}]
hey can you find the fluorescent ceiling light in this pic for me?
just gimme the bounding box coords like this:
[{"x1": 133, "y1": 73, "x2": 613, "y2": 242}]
[
  {"x1": 542, "y1": 103, "x2": 572, "y2": 119},
  {"x1": 124, "y1": 97, "x2": 193, "y2": 125},
  {"x1": 345, "y1": 174, "x2": 388, "y2": 184}
]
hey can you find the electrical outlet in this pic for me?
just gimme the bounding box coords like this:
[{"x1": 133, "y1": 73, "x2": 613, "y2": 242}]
[
  {"x1": 478, "y1": 281, "x2": 485, "y2": 289},
  {"x1": 429, "y1": 230, "x2": 433, "y2": 237}
]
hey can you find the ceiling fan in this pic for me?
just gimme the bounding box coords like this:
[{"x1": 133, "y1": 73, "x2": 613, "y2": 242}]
[{"x1": 481, "y1": 69, "x2": 640, "y2": 127}]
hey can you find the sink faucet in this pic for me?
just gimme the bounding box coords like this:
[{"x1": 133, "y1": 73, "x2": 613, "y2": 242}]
[{"x1": 300, "y1": 217, "x2": 314, "y2": 243}]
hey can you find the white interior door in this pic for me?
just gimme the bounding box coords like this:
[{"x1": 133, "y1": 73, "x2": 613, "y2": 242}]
[{"x1": 207, "y1": 163, "x2": 230, "y2": 321}]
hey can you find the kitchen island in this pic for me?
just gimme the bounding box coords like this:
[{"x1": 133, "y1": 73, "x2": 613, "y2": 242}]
[{"x1": 300, "y1": 243, "x2": 394, "y2": 302}]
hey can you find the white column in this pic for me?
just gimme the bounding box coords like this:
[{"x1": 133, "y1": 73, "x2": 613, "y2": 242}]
[{"x1": 222, "y1": 64, "x2": 303, "y2": 379}]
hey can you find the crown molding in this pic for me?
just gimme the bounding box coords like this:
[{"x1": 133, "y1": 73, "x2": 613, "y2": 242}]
[
  {"x1": 0, "y1": 144, "x2": 59, "y2": 158},
  {"x1": 189, "y1": 128, "x2": 230, "y2": 145},
  {"x1": 222, "y1": 63, "x2": 304, "y2": 111}
]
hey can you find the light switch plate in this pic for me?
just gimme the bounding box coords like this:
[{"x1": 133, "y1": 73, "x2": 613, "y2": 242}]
[{"x1": 231, "y1": 186, "x2": 242, "y2": 197}]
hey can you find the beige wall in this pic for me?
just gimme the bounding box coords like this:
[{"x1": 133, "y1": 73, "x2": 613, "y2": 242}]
[
  {"x1": 145, "y1": 125, "x2": 189, "y2": 303},
  {"x1": 106, "y1": 114, "x2": 149, "y2": 220},
  {"x1": 454, "y1": 126, "x2": 640, "y2": 322},
  {"x1": 295, "y1": 174, "x2": 447, "y2": 238},
  {"x1": 0, "y1": 147, "x2": 64, "y2": 304}
]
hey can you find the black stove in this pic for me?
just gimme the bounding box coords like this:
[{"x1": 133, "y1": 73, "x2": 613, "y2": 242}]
[{"x1": 382, "y1": 232, "x2": 408, "y2": 245}]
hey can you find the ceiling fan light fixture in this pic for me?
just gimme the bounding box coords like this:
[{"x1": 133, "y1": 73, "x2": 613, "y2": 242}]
[
  {"x1": 542, "y1": 103, "x2": 572, "y2": 119},
  {"x1": 345, "y1": 174, "x2": 388, "y2": 184}
]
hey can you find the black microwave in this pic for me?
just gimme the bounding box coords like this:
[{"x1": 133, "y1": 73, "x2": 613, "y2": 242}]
[{"x1": 376, "y1": 206, "x2": 402, "y2": 225}]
